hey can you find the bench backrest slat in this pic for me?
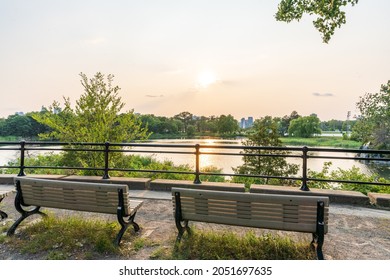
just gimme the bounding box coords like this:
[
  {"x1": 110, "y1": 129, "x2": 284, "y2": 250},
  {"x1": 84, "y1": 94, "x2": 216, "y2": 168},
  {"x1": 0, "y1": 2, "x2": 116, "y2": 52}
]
[
  {"x1": 16, "y1": 177, "x2": 130, "y2": 215},
  {"x1": 172, "y1": 187, "x2": 329, "y2": 234}
]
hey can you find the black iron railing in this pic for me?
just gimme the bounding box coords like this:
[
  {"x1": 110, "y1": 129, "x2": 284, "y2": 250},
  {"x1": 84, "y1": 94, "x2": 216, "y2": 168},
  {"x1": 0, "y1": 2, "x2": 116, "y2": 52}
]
[{"x1": 1, "y1": 141, "x2": 390, "y2": 191}]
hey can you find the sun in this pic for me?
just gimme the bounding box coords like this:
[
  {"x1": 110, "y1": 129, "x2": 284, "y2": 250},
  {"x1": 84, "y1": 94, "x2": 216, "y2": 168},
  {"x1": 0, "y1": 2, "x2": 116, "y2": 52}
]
[{"x1": 197, "y1": 70, "x2": 217, "y2": 88}]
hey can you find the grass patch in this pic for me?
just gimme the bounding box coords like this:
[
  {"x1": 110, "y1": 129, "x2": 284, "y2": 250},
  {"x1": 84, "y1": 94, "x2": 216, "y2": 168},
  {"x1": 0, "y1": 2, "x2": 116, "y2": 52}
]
[
  {"x1": 4, "y1": 217, "x2": 316, "y2": 260},
  {"x1": 150, "y1": 246, "x2": 173, "y2": 260},
  {"x1": 172, "y1": 228, "x2": 315, "y2": 260},
  {"x1": 0, "y1": 220, "x2": 13, "y2": 243},
  {"x1": 281, "y1": 137, "x2": 361, "y2": 148},
  {"x1": 5, "y1": 212, "x2": 142, "y2": 259}
]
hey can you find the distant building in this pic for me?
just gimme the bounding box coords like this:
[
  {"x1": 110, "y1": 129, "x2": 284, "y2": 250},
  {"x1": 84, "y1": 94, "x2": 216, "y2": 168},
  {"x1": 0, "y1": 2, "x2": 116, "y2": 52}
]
[
  {"x1": 240, "y1": 118, "x2": 246, "y2": 129},
  {"x1": 240, "y1": 117, "x2": 254, "y2": 129},
  {"x1": 247, "y1": 117, "x2": 253, "y2": 127}
]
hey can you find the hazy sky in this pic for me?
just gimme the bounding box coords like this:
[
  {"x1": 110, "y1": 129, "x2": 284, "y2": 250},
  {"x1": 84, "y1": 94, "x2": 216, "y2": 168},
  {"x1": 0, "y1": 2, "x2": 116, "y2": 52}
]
[{"x1": 1, "y1": 0, "x2": 389, "y2": 121}]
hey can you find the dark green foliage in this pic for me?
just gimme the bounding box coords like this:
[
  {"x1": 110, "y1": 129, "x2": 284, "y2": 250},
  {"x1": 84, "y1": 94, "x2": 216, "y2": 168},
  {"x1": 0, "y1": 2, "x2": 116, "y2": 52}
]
[
  {"x1": 353, "y1": 80, "x2": 390, "y2": 150},
  {"x1": 275, "y1": 0, "x2": 359, "y2": 43},
  {"x1": 277, "y1": 110, "x2": 300, "y2": 136},
  {"x1": 217, "y1": 114, "x2": 239, "y2": 134},
  {"x1": 288, "y1": 115, "x2": 321, "y2": 138},
  {"x1": 0, "y1": 113, "x2": 50, "y2": 138}
]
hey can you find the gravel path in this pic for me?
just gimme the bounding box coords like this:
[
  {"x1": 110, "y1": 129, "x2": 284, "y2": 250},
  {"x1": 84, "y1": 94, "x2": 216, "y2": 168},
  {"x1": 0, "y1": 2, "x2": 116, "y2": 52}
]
[{"x1": 1, "y1": 192, "x2": 389, "y2": 260}]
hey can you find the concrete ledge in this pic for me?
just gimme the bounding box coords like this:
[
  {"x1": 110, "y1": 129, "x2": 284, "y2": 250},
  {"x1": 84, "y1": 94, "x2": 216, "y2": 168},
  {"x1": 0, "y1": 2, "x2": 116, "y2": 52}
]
[
  {"x1": 250, "y1": 185, "x2": 370, "y2": 206},
  {"x1": 368, "y1": 193, "x2": 390, "y2": 208},
  {"x1": 0, "y1": 174, "x2": 16, "y2": 184},
  {"x1": 0, "y1": 174, "x2": 68, "y2": 184},
  {"x1": 150, "y1": 179, "x2": 245, "y2": 192},
  {"x1": 22, "y1": 174, "x2": 68, "y2": 180},
  {"x1": 61, "y1": 175, "x2": 151, "y2": 190}
]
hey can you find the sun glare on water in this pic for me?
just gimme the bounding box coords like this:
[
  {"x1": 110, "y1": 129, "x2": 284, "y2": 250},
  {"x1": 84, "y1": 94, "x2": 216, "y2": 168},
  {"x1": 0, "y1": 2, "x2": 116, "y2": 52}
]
[{"x1": 197, "y1": 70, "x2": 217, "y2": 88}]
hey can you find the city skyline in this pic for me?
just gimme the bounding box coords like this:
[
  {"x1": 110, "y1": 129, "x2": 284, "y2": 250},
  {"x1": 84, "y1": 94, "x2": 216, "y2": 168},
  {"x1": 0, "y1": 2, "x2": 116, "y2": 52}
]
[{"x1": 1, "y1": 1, "x2": 389, "y2": 121}]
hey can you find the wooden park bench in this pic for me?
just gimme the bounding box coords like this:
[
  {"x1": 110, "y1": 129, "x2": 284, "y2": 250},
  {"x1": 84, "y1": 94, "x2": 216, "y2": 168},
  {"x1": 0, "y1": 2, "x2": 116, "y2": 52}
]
[
  {"x1": 7, "y1": 177, "x2": 143, "y2": 245},
  {"x1": 172, "y1": 187, "x2": 329, "y2": 260},
  {"x1": 0, "y1": 187, "x2": 14, "y2": 220}
]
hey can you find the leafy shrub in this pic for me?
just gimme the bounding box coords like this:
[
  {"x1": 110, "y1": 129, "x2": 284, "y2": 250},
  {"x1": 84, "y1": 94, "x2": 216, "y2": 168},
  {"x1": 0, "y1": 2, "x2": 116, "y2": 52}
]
[{"x1": 308, "y1": 162, "x2": 390, "y2": 194}]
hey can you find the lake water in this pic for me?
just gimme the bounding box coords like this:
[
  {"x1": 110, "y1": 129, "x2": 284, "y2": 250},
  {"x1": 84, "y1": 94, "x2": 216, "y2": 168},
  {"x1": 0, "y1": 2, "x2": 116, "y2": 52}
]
[
  {"x1": 1, "y1": 139, "x2": 389, "y2": 179},
  {"x1": 131, "y1": 138, "x2": 383, "y2": 177}
]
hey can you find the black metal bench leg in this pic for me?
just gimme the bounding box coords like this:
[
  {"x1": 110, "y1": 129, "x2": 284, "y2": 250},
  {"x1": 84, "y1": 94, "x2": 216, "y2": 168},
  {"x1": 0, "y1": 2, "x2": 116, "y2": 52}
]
[
  {"x1": 7, "y1": 182, "x2": 46, "y2": 236},
  {"x1": 7, "y1": 206, "x2": 45, "y2": 236},
  {"x1": 174, "y1": 191, "x2": 191, "y2": 243},
  {"x1": 175, "y1": 220, "x2": 190, "y2": 243},
  {"x1": 311, "y1": 233, "x2": 324, "y2": 260},
  {"x1": 115, "y1": 211, "x2": 140, "y2": 246}
]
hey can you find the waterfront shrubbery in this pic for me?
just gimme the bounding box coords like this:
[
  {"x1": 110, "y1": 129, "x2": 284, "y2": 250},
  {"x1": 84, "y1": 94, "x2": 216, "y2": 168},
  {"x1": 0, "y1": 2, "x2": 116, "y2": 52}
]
[
  {"x1": 3, "y1": 152, "x2": 225, "y2": 182},
  {"x1": 308, "y1": 162, "x2": 390, "y2": 194}
]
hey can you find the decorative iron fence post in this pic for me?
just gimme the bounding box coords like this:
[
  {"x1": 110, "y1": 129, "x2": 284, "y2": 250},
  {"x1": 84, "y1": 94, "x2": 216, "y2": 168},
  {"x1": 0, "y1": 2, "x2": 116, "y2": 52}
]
[
  {"x1": 193, "y1": 144, "x2": 201, "y2": 184},
  {"x1": 300, "y1": 146, "x2": 310, "y2": 191},
  {"x1": 102, "y1": 142, "x2": 110, "y2": 179},
  {"x1": 18, "y1": 141, "x2": 26, "y2": 176}
]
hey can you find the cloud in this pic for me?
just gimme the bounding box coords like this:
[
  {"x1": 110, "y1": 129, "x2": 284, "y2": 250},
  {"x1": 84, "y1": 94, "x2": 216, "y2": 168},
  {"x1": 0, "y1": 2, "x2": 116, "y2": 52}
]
[
  {"x1": 312, "y1": 92, "x2": 334, "y2": 97},
  {"x1": 145, "y1": 94, "x2": 164, "y2": 98}
]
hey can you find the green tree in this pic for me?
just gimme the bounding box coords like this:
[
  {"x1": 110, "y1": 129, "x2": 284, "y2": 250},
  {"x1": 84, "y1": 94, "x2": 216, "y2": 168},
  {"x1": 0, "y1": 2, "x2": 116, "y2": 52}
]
[
  {"x1": 217, "y1": 114, "x2": 239, "y2": 135},
  {"x1": 33, "y1": 72, "x2": 150, "y2": 174},
  {"x1": 275, "y1": 0, "x2": 359, "y2": 43},
  {"x1": 233, "y1": 116, "x2": 299, "y2": 186},
  {"x1": 174, "y1": 112, "x2": 194, "y2": 133},
  {"x1": 278, "y1": 110, "x2": 300, "y2": 136},
  {"x1": 288, "y1": 115, "x2": 321, "y2": 138},
  {"x1": 0, "y1": 114, "x2": 32, "y2": 137},
  {"x1": 34, "y1": 72, "x2": 149, "y2": 143},
  {"x1": 0, "y1": 113, "x2": 49, "y2": 138},
  {"x1": 352, "y1": 80, "x2": 390, "y2": 150},
  {"x1": 186, "y1": 125, "x2": 196, "y2": 137}
]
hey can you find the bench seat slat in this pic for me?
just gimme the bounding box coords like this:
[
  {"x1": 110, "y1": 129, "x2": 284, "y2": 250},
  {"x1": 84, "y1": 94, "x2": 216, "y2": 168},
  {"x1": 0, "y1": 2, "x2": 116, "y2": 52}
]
[
  {"x1": 22, "y1": 193, "x2": 128, "y2": 206},
  {"x1": 180, "y1": 207, "x2": 327, "y2": 223},
  {"x1": 182, "y1": 212, "x2": 327, "y2": 233},
  {"x1": 179, "y1": 200, "x2": 327, "y2": 215},
  {"x1": 22, "y1": 192, "x2": 127, "y2": 204},
  {"x1": 21, "y1": 198, "x2": 142, "y2": 215},
  {"x1": 180, "y1": 204, "x2": 316, "y2": 217},
  {"x1": 21, "y1": 180, "x2": 128, "y2": 192},
  {"x1": 176, "y1": 190, "x2": 328, "y2": 206},
  {"x1": 22, "y1": 185, "x2": 127, "y2": 197},
  {"x1": 180, "y1": 197, "x2": 320, "y2": 209}
]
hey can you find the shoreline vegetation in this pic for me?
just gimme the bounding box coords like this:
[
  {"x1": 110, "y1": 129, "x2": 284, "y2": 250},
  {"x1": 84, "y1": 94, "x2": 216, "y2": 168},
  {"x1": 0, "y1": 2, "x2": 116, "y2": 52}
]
[{"x1": 0, "y1": 135, "x2": 361, "y2": 149}]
